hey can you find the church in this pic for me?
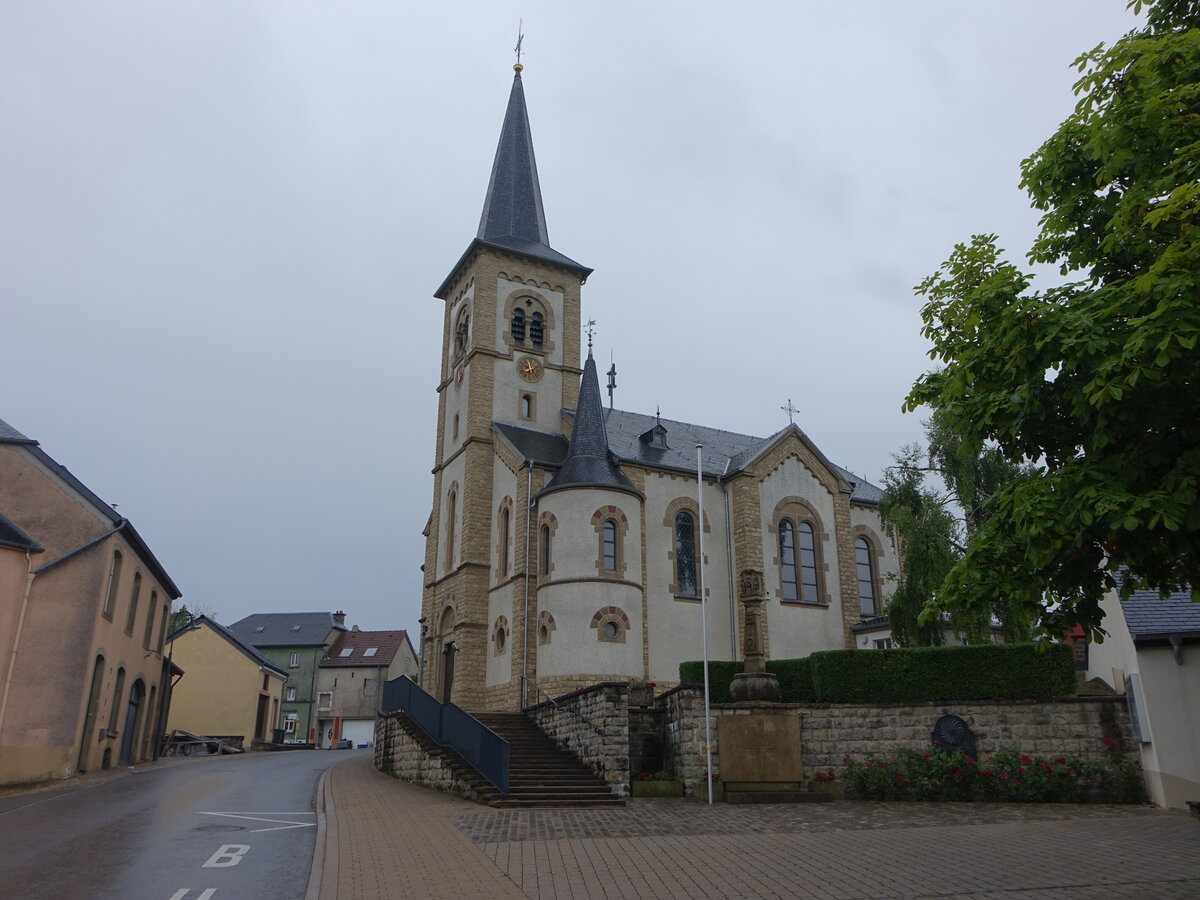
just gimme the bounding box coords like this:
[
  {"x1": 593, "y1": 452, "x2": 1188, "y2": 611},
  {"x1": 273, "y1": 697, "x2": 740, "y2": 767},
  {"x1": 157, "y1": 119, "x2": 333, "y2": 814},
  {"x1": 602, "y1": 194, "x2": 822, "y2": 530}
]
[{"x1": 418, "y1": 64, "x2": 898, "y2": 711}]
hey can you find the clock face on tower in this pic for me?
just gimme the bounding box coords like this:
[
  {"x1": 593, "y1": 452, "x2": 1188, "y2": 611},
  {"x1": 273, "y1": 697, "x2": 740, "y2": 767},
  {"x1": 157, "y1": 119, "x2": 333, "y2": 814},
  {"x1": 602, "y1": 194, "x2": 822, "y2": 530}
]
[{"x1": 517, "y1": 356, "x2": 543, "y2": 383}]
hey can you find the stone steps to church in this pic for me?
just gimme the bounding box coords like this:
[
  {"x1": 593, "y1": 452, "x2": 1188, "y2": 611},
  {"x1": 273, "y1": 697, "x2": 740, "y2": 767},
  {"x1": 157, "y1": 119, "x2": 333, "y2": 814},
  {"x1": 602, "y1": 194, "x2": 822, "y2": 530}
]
[{"x1": 472, "y1": 711, "x2": 624, "y2": 808}]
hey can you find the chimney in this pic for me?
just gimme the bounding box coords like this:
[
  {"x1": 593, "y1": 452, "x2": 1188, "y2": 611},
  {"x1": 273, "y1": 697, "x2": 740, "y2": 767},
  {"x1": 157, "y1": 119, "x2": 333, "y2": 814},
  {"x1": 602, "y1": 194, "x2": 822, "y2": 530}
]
[{"x1": 333, "y1": 610, "x2": 346, "y2": 626}]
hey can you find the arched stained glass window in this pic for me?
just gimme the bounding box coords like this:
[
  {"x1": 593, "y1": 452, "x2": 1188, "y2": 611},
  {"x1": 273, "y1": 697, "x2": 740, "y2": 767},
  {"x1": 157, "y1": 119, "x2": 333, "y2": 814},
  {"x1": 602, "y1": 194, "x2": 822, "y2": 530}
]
[
  {"x1": 798, "y1": 522, "x2": 819, "y2": 603},
  {"x1": 779, "y1": 520, "x2": 798, "y2": 601},
  {"x1": 856, "y1": 537, "x2": 877, "y2": 616},
  {"x1": 674, "y1": 511, "x2": 697, "y2": 597},
  {"x1": 602, "y1": 520, "x2": 617, "y2": 571}
]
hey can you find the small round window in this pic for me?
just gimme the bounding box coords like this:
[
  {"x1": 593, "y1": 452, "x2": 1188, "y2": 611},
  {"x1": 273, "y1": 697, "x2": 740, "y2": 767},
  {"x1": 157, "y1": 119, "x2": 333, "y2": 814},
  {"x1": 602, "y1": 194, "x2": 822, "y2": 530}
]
[
  {"x1": 604, "y1": 621, "x2": 619, "y2": 639},
  {"x1": 539, "y1": 625, "x2": 550, "y2": 644},
  {"x1": 496, "y1": 627, "x2": 507, "y2": 652}
]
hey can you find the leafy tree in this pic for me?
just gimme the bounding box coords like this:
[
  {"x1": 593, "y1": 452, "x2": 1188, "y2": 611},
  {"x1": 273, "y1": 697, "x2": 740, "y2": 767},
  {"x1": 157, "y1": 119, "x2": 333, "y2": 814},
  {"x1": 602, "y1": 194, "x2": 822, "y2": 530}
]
[
  {"x1": 906, "y1": 0, "x2": 1200, "y2": 639},
  {"x1": 167, "y1": 603, "x2": 217, "y2": 637},
  {"x1": 879, "y1": 444, "x2": 961, "y2": 647}
]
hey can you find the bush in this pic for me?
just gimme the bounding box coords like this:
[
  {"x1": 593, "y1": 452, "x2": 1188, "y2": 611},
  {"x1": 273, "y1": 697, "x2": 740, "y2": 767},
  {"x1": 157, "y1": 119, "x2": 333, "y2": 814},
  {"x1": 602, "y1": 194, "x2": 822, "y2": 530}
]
[
  {"x1": 766, "y1": 657, "x2": 816, "y2": 701},
  {"x1": 677, "y1": 660, "x2": 742, "y2": 703},
  {"x1": 681, "y1": 642, "x2": 1075, "y2": 704},
  {"x1": 842, "y1": 746, "x2": 1147, "y2": 803},
  {"x1": 808, "y1": 642, "x2": 1075, "y2": 703}
]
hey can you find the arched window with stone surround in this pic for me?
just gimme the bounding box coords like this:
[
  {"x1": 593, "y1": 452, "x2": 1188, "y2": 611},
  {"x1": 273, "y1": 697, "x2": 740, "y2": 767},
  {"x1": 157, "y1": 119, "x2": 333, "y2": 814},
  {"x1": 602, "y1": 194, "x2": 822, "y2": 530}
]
[
  {"x1": 540, "y1": 524, "x2": 551, "y2": 576},
  {"x1": 779, "y1": 519, "x2": 798, "y2": 601},
  {"x1": 674, "y1": 511, "x2": 697, "y2": 597},
  {"x1": 856, "y1": 536, "x2": 878, "y2": 616},
  {"x1": 530, "y1": 311, "x2": 544, "y2": 346},
  {"x1": 511, "y1": 307, "x2": 526, "y2": 342}
]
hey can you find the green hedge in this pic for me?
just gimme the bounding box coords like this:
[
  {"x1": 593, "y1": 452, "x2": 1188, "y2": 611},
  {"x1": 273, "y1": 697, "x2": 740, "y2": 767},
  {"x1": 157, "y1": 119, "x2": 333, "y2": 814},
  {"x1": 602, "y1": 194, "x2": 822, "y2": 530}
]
[{"x1": 679, "y1": 643, "x2": 1075, "y2": 703}]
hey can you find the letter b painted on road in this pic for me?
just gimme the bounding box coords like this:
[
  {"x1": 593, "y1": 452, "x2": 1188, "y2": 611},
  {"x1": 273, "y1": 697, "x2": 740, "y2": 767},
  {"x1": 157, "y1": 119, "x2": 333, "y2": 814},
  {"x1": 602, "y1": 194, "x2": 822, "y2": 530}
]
[{"x1": 203, "y1": 844, "x2": 250, "y2": 868}]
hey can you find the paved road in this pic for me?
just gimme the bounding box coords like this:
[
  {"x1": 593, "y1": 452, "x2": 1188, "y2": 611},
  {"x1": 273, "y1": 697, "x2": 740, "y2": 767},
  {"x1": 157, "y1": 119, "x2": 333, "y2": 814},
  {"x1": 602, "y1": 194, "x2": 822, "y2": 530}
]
[{"x1": 0, "y1": 748, "x2": 359, "y2": 900}]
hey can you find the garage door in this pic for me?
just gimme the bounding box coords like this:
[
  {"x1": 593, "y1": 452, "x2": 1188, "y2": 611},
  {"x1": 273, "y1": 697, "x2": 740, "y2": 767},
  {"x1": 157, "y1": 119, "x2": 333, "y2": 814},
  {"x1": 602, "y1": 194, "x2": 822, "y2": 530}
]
[{"x1": 341, "y1": 718, "x2": 375, "y2": 747}]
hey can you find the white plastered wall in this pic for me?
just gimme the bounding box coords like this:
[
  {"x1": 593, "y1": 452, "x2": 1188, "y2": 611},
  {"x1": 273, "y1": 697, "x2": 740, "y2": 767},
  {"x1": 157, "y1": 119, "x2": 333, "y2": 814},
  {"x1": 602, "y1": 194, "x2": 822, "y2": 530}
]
[
  {"x1": 534, "y1": 487, "x2": 644, "y2": 679},
  {"x1": 759, "y1": 455, "x2": 846, "y2": 659},
  {"x1": 486, "y1": 458, "x2": 519, "y2": 687},
  {"x1": 642, "y1": 471, "x2": 736, "y2": 683},
  {"x1": 1088, "y1": 591, "x2": 1200, "y2": 808}
]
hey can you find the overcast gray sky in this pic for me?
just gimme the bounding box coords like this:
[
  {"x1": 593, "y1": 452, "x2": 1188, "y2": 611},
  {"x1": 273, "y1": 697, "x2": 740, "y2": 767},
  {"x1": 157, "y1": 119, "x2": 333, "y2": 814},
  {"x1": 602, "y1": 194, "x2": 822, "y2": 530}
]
[{"x1": 2, "y1": 1, "x2": 1141, "y2": 632}]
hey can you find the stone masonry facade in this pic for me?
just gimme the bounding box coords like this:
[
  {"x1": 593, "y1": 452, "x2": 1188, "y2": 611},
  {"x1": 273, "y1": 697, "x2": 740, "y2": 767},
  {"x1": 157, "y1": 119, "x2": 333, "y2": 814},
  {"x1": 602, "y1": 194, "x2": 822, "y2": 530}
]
[
  {"x1": 661, "y1": 686, "x2": 1135, "y2": 797},
  {"x1": 527, "y1": 682, "x2": 631, "y2": 797}
]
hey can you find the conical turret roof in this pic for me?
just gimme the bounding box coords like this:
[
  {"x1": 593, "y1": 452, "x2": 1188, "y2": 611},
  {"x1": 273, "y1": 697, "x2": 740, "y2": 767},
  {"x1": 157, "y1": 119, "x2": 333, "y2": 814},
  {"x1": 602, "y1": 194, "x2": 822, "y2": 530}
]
[{"x1": 539, "y1": 350, "x2": 640, "y2": 498}]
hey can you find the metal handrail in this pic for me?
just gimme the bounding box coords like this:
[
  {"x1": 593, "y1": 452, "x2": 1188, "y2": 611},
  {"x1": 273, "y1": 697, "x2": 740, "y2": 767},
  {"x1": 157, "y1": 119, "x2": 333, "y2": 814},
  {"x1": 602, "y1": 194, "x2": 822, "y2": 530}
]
[
  {"x1": 381, "y1": 676, "x2": 509, "y2": 794},
  {"x1": 535, "y1": 687, "x2": 606, "y2": 738}
]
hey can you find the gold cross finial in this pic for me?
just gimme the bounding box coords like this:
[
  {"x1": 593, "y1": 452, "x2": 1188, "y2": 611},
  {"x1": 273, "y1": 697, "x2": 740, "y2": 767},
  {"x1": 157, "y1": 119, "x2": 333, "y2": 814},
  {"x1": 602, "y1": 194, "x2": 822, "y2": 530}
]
[
  {"x1": 781, "y1": 398, "x2": 799, "y2": 425},
  {"x1": 514, "y1": 20, "x2": 524, "y2": 71}
]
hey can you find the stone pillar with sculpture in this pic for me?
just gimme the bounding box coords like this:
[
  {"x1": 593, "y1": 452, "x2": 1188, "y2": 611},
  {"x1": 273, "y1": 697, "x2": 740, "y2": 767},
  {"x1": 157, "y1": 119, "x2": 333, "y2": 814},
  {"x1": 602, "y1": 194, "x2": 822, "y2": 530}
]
[{"x1": 729, "y1": 568, "x2": 781, "y2": 702}]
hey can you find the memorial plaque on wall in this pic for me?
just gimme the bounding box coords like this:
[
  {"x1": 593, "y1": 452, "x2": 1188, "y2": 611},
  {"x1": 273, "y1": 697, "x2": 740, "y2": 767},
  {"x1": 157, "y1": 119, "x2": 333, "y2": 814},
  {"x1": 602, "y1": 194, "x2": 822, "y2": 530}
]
[{"x1": 717, "y1": 715, "x2": 803, "y2": 784}]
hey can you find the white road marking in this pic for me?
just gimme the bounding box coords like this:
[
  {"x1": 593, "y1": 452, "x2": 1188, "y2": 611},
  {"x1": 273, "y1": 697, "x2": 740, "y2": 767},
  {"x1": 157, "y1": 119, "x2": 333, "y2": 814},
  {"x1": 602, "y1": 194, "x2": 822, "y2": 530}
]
[
  {"x1": 198, "y1": 810, "x2": 316, "y2": 833},
  {"x1": 202, "y1": 844, "x2": 250, "y2": 868},
  {"x1": 168, "y1": 891, "x2": 216, "y2": 899}
]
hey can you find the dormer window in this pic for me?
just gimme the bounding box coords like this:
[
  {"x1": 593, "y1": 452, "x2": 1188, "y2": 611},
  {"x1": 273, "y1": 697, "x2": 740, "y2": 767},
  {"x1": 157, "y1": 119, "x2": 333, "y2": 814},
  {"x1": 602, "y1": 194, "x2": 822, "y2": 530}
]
[
  {"x1": 511, "y1": 308, "x2": 526, "y2": 342},
  {"x1": 529, "y1": 311, "x2": 544, "y2": 346}
]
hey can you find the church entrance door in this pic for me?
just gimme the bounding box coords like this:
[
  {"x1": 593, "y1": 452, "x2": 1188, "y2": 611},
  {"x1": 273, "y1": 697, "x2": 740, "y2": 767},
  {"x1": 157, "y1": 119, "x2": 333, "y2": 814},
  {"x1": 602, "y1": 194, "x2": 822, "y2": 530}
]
[{"x1": 441, "y1": 643, "x2": 455, "y2": 703}]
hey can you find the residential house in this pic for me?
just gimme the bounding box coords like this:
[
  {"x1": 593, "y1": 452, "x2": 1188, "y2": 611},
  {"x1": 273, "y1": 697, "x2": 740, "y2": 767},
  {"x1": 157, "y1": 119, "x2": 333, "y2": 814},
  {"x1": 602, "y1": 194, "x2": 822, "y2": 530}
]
[
  {"x1": 315, "y1": 629, "x2": 418, "y2": 748},
  {"x1": 1086, "y1": 584, "x2": 1200, "y2": 808},
  {"x1": 0, "y1": 417, "x2": 183, "y2": 784},
  {"x1": 166, "y1": 615, "x2": 288, "y2": 747},
  {"x1": 227, "y1": 611, "x2": 347, "y2": 743}
]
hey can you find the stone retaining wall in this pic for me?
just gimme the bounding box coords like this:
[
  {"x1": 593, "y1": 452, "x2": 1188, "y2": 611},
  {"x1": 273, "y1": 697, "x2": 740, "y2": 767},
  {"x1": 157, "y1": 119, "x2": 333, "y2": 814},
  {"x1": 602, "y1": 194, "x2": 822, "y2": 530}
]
[
  {"x1": 660, "y1": 686, "x2": 1134, "y2": 798},
  {"x1": 373, "y1": 710, "x2": 491, "y2": 803},
  {"x1": 527, "y1": 682, "x2": 631, "y2": 797}
]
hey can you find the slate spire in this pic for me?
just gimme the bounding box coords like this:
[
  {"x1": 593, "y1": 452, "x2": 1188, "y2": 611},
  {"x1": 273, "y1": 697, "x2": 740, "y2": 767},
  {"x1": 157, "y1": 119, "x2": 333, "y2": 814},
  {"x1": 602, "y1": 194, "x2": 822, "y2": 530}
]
[
  {"x1": 478, "y1": 67, "x2": 549, "y2": 248},
  {"x1": 433, "y1": 65, "x2": 590, "y2": 298},
  {"x1": 540, "y1": 349, "x2": 639, "y2": 497}
]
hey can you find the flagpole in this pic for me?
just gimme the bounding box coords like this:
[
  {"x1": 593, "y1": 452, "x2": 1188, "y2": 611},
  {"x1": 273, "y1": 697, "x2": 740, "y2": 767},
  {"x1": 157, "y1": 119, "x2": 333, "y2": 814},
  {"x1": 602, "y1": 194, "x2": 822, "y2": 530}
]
[{"x1": 697, "y1": 443, "x2": 713, "y2": 805}]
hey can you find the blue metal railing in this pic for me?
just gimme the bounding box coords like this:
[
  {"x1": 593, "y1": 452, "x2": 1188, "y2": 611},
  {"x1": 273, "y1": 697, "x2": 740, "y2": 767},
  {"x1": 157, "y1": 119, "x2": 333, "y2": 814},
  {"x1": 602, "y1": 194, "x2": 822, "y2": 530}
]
[{"x1": 381, "y1": 676, "x2": 509, "y2": 794}]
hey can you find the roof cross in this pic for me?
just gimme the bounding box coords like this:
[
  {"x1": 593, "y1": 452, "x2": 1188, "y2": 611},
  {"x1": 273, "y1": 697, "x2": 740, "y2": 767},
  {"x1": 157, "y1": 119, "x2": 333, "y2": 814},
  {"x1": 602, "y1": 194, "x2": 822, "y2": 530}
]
[
  {"x1": 514, "y1": 20, "x2": 524, "y2": 67},
  {"x1": 586, "y1": 319, "x2": 596, "y2": 350},
  {"x1": 781, "y1": 398, "x2": 799, "y2": 425}
]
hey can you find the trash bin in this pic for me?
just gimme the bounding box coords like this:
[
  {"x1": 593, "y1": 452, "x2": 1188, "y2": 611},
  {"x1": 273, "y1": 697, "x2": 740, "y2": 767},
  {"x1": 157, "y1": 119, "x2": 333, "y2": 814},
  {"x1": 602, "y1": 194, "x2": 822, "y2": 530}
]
[{"x1": 272, "y1": 728, "x2": 286, "y2": 744}]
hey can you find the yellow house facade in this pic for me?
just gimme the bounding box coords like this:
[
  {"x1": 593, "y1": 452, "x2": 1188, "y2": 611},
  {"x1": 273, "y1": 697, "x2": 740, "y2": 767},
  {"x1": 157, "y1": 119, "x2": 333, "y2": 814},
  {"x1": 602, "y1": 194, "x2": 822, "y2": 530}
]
[{"x1": 167, "y1": 615, "x2": 288, "y2": 747}]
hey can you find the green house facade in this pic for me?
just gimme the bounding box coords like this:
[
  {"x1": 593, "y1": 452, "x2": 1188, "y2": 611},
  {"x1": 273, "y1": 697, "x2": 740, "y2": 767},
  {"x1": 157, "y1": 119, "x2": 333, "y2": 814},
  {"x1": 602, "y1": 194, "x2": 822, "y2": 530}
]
[{"x1": 228, "y1": 611, "x2": 347, "y2": 743}]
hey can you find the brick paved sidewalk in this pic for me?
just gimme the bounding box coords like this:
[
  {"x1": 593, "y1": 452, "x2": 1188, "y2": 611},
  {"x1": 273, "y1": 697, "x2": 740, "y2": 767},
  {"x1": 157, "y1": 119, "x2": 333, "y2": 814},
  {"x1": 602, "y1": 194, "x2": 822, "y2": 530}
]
[
  {"x1": 313, "y1": 755, "x2": 524, "y2": 900},
  {"x1": 318, "y1": 756, "x2": 1200, "y2": 899}
]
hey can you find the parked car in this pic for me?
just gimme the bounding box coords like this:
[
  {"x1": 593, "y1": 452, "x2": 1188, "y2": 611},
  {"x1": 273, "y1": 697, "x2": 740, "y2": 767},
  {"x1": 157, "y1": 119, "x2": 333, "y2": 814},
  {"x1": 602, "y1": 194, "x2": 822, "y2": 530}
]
[{"x1": 336, "y1": 738, "x2": 353, "y2": 749}]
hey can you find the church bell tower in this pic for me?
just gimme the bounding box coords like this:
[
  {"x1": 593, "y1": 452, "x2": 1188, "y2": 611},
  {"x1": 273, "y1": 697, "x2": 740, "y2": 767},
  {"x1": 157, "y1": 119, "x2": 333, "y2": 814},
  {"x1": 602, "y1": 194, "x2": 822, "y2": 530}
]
[{"x1": 421, "y1": 64, "x2": 592, "y2": 708}]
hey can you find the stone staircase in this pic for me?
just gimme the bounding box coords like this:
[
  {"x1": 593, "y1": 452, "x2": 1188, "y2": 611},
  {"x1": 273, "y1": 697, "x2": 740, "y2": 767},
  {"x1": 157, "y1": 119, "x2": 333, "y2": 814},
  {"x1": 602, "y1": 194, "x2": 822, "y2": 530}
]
[{"x1": 474, "y1": 712, "x2": 626, "y2": 809}]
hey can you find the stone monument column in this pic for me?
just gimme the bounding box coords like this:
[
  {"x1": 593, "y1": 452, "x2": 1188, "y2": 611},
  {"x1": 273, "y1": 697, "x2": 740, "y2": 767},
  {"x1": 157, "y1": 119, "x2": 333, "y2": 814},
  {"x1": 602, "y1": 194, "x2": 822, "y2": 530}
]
[{"x1": 729, "y1": 569, "x2": 781, "y2": 701}]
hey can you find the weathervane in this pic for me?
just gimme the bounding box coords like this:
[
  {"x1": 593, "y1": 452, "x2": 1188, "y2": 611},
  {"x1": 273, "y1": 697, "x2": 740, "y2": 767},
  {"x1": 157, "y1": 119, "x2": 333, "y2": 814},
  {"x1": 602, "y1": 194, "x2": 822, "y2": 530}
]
[
  {"x1": 781, "y1": 398, "x2": 799, "y2": 425},
  {"x1": 586, "y1": 319, "x2": 596, "y2": 350},
  {"x1": 514, "y1": 20, "x2": 524, "y2": 70}
]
